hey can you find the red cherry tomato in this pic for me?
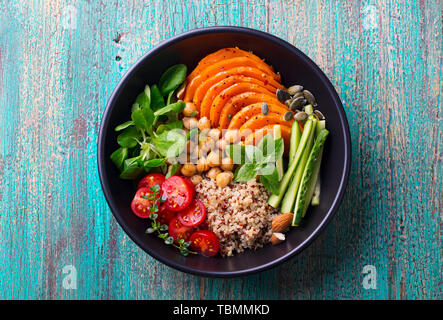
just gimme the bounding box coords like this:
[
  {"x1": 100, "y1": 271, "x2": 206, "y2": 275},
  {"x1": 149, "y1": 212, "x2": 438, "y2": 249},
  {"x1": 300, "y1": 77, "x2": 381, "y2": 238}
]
[
  {"x1": 189, "y1": 230, "x2": 220, "y2": 257},
  {"x1": 157, "y1": 204, "x2": 176, "y2": 225},
  {"x1": 168, "y1": 217, "x2": 194, "y2": 242},
  {"x1": 138, "y1": 173, "x2": 165, "y2": 190},
  {"x1": 161, "y1": 176, "x2": 195, "y2": 212},
  {"x1": 177, "y1": 199, "x2": 207, "y2": 227},
  {"x1": 130, "y1": 187, "x2": 158, "y2": 218}
]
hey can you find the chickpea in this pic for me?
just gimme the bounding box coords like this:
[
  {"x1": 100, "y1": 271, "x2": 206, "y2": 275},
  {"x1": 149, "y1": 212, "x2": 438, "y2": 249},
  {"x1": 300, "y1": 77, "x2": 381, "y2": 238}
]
[
  {"x1": 207, "y1": 167, "x2": 222, "y2": 180},
  {"x1": 208, "y1": 128, "x2": 221, "y2": 140},
  {"x1": 224, "y1": 129, "x2": 240, "y2": 144},
  {"x1": 198, "y1": 116, "x2": 211, "y2": 131},
  {"x1": 181, "y1": 163, "x2": 197, "y2": 177},
  {"x1": 197, "y1": 157, "x2": 210, "y2": 172},
  {"x1": 183, "y1": 117, "x2": 198, "y2": 130},
  {"x1": 216, "y1": 171, "x2": 233, "y2": 188},
  {"x1": 207, "y1": 150, "x2": 222, "y2": 167},
  {"x1": 220, "y1": 157, "x2": 234, "y2": 171},
  {"x1": 183, "y1": 102, "x2": 198, "y2": 117},
  {"x1": 198, "y1": 136, "x2": 214, "y2": 153},
  {"x1": 216, "y1": 139, "x2": 228, "y2": 152},
  {"x1": 190, "y1": 174, "x2": 203, "y2": 185}
]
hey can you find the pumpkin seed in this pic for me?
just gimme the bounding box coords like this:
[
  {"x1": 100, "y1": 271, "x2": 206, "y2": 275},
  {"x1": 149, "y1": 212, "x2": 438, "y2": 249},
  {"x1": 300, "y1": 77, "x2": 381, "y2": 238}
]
[
  {"x1": 289, "y1": 96, "x2": 305, "y2": 110},
  {"x1": 314, "y1": 109, "x2": 325, "y2": 120},
  {"x1": 261, "y1": 102, "x2": 269, "y2": 115},
  {"x1": 276, "y1": 89, "x2": 291, "y2": 103},
  {"x1": 284, "y1": 111, "x2": 293, "y2": 121},
  {"x1": 294, "y1": 111, "x2": 308, "y2": 122},
  {"x1": 288, "y1": 85, "x2": 303, "y2": 95},
  {"x1": 285, "y1": 99, "x2": 293, "y2": 107},
  {"x1": 303, "y1": 90, "x2": 316, "y2": 105},
  {"x1": 292, "y1": 91, "x2": 304, "y2": 99}
]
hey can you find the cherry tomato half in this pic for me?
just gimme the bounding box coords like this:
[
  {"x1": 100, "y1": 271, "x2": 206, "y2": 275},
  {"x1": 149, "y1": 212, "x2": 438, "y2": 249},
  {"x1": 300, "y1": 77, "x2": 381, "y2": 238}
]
[
  {"x1": 168, "y1": 217, "x2": 194, "y2": 242},
  {"x1": 189, "y1": 230, "x2": 220, "y2": 257},
  {"x1": 161, "y1": 176, "x2": 195, "y2": 212},
  {"x1": 157, "y1": 204, "x2": 176, "y2": 225},
  {"x1": 137, "y1": 173, "x2": 165, "y2": 190},
  {"x1": 177, "y1": 199, "x2": 207, "y2": 227},
  {"x1": 130, "y1": 187, "x2": 158, "y2": 218}
]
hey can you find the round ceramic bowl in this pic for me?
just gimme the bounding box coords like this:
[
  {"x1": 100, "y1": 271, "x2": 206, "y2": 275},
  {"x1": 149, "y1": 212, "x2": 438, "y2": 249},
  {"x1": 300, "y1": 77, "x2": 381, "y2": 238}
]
[{"x1": 98, "y1": 26, "x2": 351, "y2": 277}]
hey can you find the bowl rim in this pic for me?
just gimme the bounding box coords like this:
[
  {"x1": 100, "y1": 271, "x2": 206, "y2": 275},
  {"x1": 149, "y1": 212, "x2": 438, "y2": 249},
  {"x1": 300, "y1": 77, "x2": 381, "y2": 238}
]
[{"x1": 97, "y1": 26, "x2": 351, "y2": 278}]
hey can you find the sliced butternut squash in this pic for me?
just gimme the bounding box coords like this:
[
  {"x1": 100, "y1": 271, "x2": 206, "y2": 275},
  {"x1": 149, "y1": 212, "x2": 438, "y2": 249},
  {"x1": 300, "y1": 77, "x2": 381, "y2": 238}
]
[
  {"x1": 199, "y1": 76, "x2": 276, "y2": 119},
  {"x1": 208, "y1": 83, "x2": 275, "y2": 127},
  {"x1": 218, "y1": 92, "x2": 284, "y2": 129},
  {"x1": 184, "y1": 56, "x2": 281, "y2": 102},
  {"x1": 187, "y1": 47, "x2": 276, "y2": 83},
  {"x1": 192, "y1": 66, "x2": 283, "y2": 107},
  {"x1": 239, "y1": 113, "x2": 293, "y2": 134},
  {"x1": 228, "y1": 102, "x2": 290, "y2": 130}
]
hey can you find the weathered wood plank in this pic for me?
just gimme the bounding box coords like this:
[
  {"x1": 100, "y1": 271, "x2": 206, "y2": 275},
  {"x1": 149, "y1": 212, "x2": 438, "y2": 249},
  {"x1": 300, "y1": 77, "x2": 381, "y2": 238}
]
[{"x1": 0, "y1": 0, "x2": 440, "y2": 299}]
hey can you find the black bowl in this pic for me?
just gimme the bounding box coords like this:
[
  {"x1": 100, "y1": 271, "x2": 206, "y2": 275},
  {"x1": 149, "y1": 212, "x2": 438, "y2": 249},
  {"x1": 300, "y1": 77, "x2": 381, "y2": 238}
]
[{"x1": 98, "y1": 26, "x2": 351, "y2": 277}]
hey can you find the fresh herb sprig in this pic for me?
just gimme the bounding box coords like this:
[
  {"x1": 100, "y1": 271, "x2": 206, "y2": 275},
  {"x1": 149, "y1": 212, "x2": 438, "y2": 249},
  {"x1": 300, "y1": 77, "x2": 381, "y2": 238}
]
[
  {"x1": 226, "y1": 134, "x2": 284, "y2": 194},
  {"x1": 144, "y1": 184, "x2": 196, "y2": 256},
  {"x1": 110, "y1": 64, "x2": 188, "y2": 180}
]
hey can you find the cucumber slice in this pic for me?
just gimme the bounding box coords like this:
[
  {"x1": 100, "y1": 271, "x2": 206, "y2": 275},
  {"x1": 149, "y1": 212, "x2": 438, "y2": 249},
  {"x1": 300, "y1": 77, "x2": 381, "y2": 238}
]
[
  {"x1": 289, "y1": 120, "x2": 301, "y2": 166},
  {"x1": 304, "y1": 104, "x2": 314, "y2": 115},
  {"x1": 311, "y1": 177, "x2": 321, "y2": 206},
  {"x1": 273, "y1": 125, "x2": 284, "y2": 180},
  {"x1": 280, "y1": 125, "x2": 315, "y2": 213},
  {"x1": 268, "y1": 116, "x2": 318, "y2": 208},
  {"x1": 292, "y1": 129, "x2": 329, "y2": 226},
  {"x1": 311, "y1": 119, "x2": 326, "y2": 206}
]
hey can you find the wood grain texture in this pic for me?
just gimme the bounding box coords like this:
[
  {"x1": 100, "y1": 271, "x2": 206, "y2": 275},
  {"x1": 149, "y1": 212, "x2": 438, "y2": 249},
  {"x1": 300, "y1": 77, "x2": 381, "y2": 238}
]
[{"x1": 0, "y1": 0, "x2": 441, "y2": 300}]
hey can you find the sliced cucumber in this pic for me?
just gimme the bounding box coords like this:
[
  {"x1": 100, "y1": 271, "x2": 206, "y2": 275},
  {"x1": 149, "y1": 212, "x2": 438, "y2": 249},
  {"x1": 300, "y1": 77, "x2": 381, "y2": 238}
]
[
  {"x1": 311, "y1": 119, "x2": 326, "y2": 206},
  {"x1": 268, "y1": 115, "x2": 318, "y2": 208},
  {"x1": 280, "y1": 125, "x2": 315, "y2": 213},
  {"x1": 289, "y1": 120, "x2": 301, "y2": 166},
  {"x1": 311, "y1": 177, "x2": 321, "y2": 206},
  {"x1": 273, "y1": 125, "x2": 284, "y2": 181},
  {"x1": 304, "y1": 104, "x2": 314, "y2": 115},
  {"x1": 292, "y1": 129, "x2": 329, "y2": 226}
]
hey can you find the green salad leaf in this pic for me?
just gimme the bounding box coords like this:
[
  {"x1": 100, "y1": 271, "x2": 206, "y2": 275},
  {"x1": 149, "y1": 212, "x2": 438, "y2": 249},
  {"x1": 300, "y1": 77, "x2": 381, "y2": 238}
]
[{"x1": 158, "y1": 64, "x2": 187, "y2": 96}]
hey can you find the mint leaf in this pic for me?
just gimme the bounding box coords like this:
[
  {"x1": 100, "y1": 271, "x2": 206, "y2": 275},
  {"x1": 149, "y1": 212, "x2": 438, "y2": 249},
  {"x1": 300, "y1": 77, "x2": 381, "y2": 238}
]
[
  {"x1": 260, "y1": 173, "x2": 280, "y2": 195},
  {"x1": 234, "y1": 164, "x2": 259, "y2": 182}
]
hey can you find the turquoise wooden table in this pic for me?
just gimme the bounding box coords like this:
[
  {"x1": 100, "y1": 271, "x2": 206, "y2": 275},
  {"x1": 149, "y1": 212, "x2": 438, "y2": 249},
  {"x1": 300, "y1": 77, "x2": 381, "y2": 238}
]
[{"x1": 0, "y1": 0, "x2": 441, "y2": 300}]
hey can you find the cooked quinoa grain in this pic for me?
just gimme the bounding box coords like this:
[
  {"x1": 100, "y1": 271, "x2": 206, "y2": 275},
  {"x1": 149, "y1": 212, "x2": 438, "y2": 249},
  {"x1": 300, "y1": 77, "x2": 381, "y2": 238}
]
[{"x1": 195, "y1": 178, "x2": 278, "y2": 257}]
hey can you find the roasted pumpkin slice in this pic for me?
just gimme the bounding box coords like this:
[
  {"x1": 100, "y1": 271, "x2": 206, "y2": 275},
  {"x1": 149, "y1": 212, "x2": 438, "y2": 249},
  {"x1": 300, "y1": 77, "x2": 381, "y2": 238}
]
[
  {"x1": 228, "y1": 102, "x2": 290, "y2": 130},
  {"x1": 187, "y1": 47, "x2": 276, "y2": 83},
  {"x1": 192, "y1": 66, "x2": 283, "y2": 107},
  {"x1": 184, "y1": 56, "x2": 281, "y2": 102},
  {"x1": 218, "y1": 92, "x2": 283, "y2": 129},
  {"x1": 243, "y1": 124, "x2": 292, "y2": 153},
  {"x1": 239, "y1": 113, "x2": 293, "y2": 134},
  {"x1": 199, "y1": 76, "x2": 276, "y2": 119},
  {"x1": 208, "y1": 83, "x2": 274, "y2": 127}
]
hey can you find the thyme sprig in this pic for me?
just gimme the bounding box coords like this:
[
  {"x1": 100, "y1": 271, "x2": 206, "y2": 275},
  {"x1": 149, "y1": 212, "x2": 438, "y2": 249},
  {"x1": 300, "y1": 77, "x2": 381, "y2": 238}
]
[{"x1": 144, "y1": 184, "x2": 196, "y2": 256}]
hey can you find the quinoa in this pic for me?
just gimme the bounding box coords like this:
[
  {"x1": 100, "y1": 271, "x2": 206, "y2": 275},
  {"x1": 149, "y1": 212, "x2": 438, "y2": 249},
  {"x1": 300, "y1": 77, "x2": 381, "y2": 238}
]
[{"x1": 195, "y1": 178, "x2": 278, "y2": 257}]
